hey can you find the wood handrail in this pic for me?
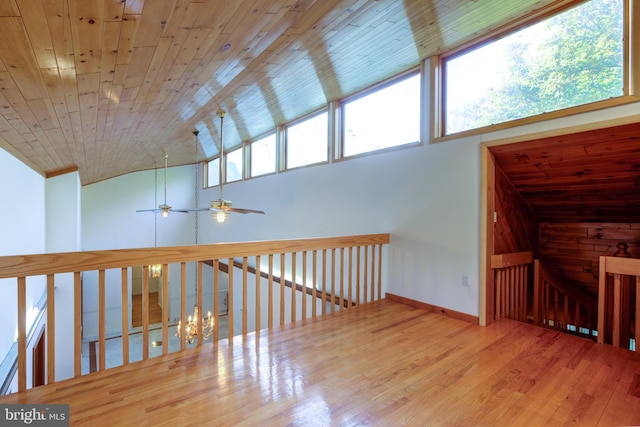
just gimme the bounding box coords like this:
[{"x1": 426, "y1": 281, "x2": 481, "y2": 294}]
[{"x1": 0, "y1": 234, "x2": 390, "y2": 279}]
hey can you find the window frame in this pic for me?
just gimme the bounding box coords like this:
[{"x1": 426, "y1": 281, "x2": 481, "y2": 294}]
[
  {"x1": 338, "y1": 69, "x2": 423, "y2": 160},
  {"x1": 249, "y1": 132, "x2": 278, "y2": 179},
  {"x1": 284, "y1": 108, "x2": 330, "y2": 171},
  {"x1": 434, "y1": 0, "x2": 636, "y2": 142}
]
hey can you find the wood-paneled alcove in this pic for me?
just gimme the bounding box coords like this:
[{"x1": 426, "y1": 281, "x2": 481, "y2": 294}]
[{"x1": 482, "y1": 120, "x2": 640, "y2": 326}]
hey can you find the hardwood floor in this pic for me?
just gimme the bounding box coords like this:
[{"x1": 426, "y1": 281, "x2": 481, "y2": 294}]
[
  {"x1": 2, "y1": 299, "x2": 640, "y2": 426},
  {"x1": 131, "y1": 292, "x2": 163, "y2": 327}
]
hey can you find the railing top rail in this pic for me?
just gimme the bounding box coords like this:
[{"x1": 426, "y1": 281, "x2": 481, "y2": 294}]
[
  {"x1": 599, "y1": 255, "x2": 640, "y2": 277},
  {"x1": 0, "y1": 233, "x2": 390, "y2": 279},
  {"x1": 490, "y1": 251, "x2": 533, "y2": 269}
]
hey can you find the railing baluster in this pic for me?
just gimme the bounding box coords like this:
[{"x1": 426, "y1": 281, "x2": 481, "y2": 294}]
[
  {"x1": 99, "y1": 269, "x2": 106, "y2": 370},
  {"x1": 197, "y1": 261, "x2": 203, "y2": 347},
  {"x1": 495, "y1": 269, "x2": 502, "y2": 320},
  {"x1": 312, "y1": 250, "x2": 317, "y2": 318},
  {"x1": 356, "y1": 246, "x2": 361, "y2": 305},
  {"x1": 322, "y1": 250, "x2": 327, "y2": 315},
  {"x1": 17, "y1": 276, "x2": 26, "y2": 392},
  {"x1": 370, "y1": 245, "x2": 375, "y2": 302},
  {"x1": 339, "y1": 248, "x2": 344, "y2": 310},
  {"x1": 302, "y1": 251, "x2": 307, "y2": 318},
  {"x1": 330, "y1": 249, "x2": 336, "y2": 313},
  {"x1": 636, "y1": 275, "x2": 640, "y2": 348},
  {"x1": 47, "y1": 274, "x2": 55, "y2": 383},
  {"x1": 280, "y1": 254, "x2": 285, "y2": 325},
  {"x1": 377, "y1": 244, "x2": 383, "y2": 301},
  {"x1": 256, "y1": 255, "x2": 261, "y2": 333},
  {"x1": 213, "y1": 259, "x2": 219, "y2": 341},
  {"x1": 242, "y1": 257, "x2": 248, "y2": 335},
  {"x1": 228, "y1": 257, "x2": 234, "y2": 339},
  {"x1": 291, "y1": 252, "x2": 297, "y2": 322},
  {"x1": 363, "y1": 247, "x2": 368, "y2": 304},
  {"x1": 121, "y1": 268, "x2": 129, "y2": 366},
  {"x1": 74, "y1": 271, "x2": 82, "y2": 377},
  {"x1": 180, "y1": 262, "x2": 186, "y2": 351},
  {"x1": 142, "y1": 266, "x2": 149, "y2": 360},
  {"x1": 268, "y1": 254, "x2": 274, "y2": 328},
  {"x1": 348, "y1": 247, "x2": 353, "y2": 308},
  {"x1": 613, "y1": 273, "x2": 621, "y2": 347},
  {"x1": 162, "y1": 264, "x2": 169, "y2": 355}
]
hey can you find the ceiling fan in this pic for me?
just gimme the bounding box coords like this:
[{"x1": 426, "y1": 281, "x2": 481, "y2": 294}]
[
  {"x1": 136, "y1": 153, "x2": 187, "y2": 217},
  {"x1": 187, "y1": 109, "x2": 265, "y2": 223}
]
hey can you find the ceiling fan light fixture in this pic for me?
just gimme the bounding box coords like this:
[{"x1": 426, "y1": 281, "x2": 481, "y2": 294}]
[{"x1": 215, "y1": 211, "x2": 227, "y2": 223}]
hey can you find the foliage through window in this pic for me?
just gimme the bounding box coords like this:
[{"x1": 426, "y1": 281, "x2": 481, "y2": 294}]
[
  {"x1": 286, "y1": 111, "x2": 328, "y2": 169},
  {"x1": 343, "y1": 73, "x2": 420, "y2": 157},
  {"x1": 250, "y1": 134, "x2": 276, "y2": 177},
  {"x1": 443, "y1": 0, "x2": 624, "y2": 134}
]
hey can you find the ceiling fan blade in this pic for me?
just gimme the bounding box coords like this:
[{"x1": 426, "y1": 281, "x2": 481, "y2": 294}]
[
  {"x1": 226, "y1": 207, "x2": 265, "y2": 215},
  {"x1": 136, "y1": 208, "x2": 161, "y2": 213}
]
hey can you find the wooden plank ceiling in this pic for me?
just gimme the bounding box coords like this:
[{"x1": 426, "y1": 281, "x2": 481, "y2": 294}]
[
  {"x1": 0, "y1": 0, "x2": 566, "y2": 185},
  {"x1": 490, "y1": 122, "x2": 640, "y2": 224}
]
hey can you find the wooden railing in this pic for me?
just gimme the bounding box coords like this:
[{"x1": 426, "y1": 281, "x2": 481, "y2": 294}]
[
  {"x1": 597, "y1": 251, "x2": 640, "y2": 350},
  {"x1": 1, "y1": 233, "x2": 389, "y2": 392},
  {"x1": 490, "y1": 251, "x2": 532, "y2": 322},
  {"x1": 533, "y1": 260, "x2": 597, "y2": 339}
]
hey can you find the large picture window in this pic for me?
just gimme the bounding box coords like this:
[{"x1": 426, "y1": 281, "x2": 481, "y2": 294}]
[
  {"x1": 443, "y1": 0, "x2": 624, "y2": 135},
  {"x1": 286, "y1": 111, "x2": 328, "y2": 169},
  {"x1": 343, "y1": 72, "x2": 420, "y2": 157}
]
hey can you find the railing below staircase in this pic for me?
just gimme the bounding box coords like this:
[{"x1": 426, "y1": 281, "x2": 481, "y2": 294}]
[
  {"x1": 533, "y1": 260, "x2": 597, "y2": 339},
  {"x1": 490, "y1": 251, "x2": 597, "y2": 339}
]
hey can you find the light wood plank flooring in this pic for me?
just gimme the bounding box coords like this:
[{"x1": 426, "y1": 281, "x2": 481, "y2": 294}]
[
  {"x1": 2, "y1": 299, "x2": 640, "y2": 426},
  {"x1": 131, "y1": 292, "x2": 163, "y2": 327}
]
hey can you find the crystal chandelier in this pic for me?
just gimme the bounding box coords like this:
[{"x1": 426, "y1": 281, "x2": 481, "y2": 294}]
[{"x1": 175, "y1": 306, "x2": 214, "y2": 344}]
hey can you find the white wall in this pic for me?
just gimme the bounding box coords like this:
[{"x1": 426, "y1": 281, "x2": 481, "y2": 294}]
[
  {"x1": 80, "y1": 103, "x2": 640, "y2": 322},
  {"x1": 45, "y1": 172, "x2": 81, "y2": 382},
  {"x1": 0, "y1": 147, "x2": 46, "y2": 387}
]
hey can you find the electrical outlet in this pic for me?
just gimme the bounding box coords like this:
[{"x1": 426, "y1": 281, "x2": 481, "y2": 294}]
[{"x1": 462, "y1": 274, "x2": 470, "y2": 287}]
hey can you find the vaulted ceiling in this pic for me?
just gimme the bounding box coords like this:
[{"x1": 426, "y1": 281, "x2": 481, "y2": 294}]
[{"x1": 0, "y1": 0, "x2": 569, "y2": 185}]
